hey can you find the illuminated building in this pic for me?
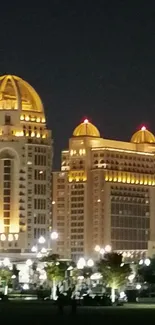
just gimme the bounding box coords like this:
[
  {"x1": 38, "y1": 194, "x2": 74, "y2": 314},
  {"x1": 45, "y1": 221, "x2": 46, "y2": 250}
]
[
  {"x1": 0, "y1": 75, "x2": 52, "y2": 254},
  {"x1": 52, "y1": 119, "x2": 155, "y2": 261}
]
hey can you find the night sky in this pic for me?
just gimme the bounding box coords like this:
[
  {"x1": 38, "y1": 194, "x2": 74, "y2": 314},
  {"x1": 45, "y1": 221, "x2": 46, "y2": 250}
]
[{"x1": 1, "y1": 1, "x2": 155, "y2": 168}]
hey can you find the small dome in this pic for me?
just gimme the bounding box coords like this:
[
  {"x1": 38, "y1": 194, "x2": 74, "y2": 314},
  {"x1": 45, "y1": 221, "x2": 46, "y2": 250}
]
[
  {"x1": 73, "y1": 119, "x2": 100, "y2": 137},
  {"x1": 131, "y1": 126, "x2": 155, "y2": 143},
  {"x1": 0, "y1": 74, "x2": 43, "y2": 113}
]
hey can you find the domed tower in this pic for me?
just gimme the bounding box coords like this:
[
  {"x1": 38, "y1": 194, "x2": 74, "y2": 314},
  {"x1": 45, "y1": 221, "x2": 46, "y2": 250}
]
[
  {"x1": 73, "y1": 118, "x2": 100, "y2": 137},
  {"x1": 0, "y1": 75, "x2": 52, "y2": 255},
  {"x1": 131, "y1": 126, "x2": 155, "y2": 144}
]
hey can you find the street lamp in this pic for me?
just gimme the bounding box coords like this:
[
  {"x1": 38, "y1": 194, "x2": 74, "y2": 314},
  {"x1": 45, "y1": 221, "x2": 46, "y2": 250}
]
[
  {"x1": 144, "y1": 258, "x2": 151, "y2": 266},
  {"x1": 100, "y1": 248, "x2": 105, "y2": 256},
  {"x1": 94, "y1": 245, "x2": 101, "y2": 252},
  {"x1": 87, "y1": 259, "x2": 94, "y2": 267},
  {"x1": 77, "y1": 257, "x2": 86, "y2": 269},
  {"x1": 51, "y1": 231, "x2": 58, "y2": 240},
  {"x1": 105, "y1": 245, "x2": 112, "y2": 253},
  {"x1": 41, "y1": 247, "x2": 47, "y2": 254},
  {"x1": 26, "y1": 259, "x2": 32, "y2": 267},
  {"x1": 38, "y1": 236, "x2": 46, "y2": 244},
  {"x1": 3, "y1": 258, "x2": 10, "y2": 267},
  {"x1": 37, "y1": 252, "x2": 42, "y2": 259},
  {"x1": 31, "y1": 246, "x2": 38, "y2": 253}
]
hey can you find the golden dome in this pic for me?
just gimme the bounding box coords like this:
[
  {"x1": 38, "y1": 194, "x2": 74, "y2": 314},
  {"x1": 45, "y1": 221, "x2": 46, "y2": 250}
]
[
  {"x1": 131, "y1": 126, "x2": 155, "y2": 143},
  {"x1": 73, "y1": 119, "x2": 100, "y2": 137},
  {"x1": 0, "y1": 75, "x2": 43, "y2": 112}
]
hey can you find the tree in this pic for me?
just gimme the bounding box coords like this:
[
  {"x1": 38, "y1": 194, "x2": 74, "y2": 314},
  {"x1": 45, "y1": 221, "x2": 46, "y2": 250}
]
[
  {"x1": 138, "y1": 258, "x2": 155, "y2": 284},
  {"x1": 97, "y1": 252, "x2": 131, "y2": 302},
  {"x1": 0, "y1": 267, "x2": 12, "y2": 295},
  {"x1": 43, "y1": 254, "x2": 69, "y2": 300}
]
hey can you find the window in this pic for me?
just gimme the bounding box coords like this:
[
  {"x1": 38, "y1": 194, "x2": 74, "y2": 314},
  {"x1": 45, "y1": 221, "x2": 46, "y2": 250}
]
[
  {"x1": 5, "y1": 114, "x2": 11, "y2": 125},
  {"x1": 4, "y1": 160, "x2": 11, "y2": 166}
]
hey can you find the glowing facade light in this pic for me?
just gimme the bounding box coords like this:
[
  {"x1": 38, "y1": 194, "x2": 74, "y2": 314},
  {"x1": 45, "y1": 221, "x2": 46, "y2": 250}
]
[
  {"x1": 141, "y1": 126, "x2": 146, "y2": 131},
  {"x1": 14, "y1": 234, "x2": 19, "y2": 241},
  {"x1": 1, "y1": 234, "x2": 6, "y2": 241},
  {"x1": 51, "y1": 231, "x2": 58, "y2": 240},
  {"x1": 84, "y1": 118, "x2": 89, "y2": 124},
  {"x1": 8, "y1": 234, "x2": 13, "y2": 242}
]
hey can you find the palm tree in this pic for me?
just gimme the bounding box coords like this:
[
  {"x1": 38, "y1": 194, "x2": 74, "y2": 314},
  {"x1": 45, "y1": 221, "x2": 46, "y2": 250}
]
[
  {"x1": 97, "y1": 252, "x2": 131, "y2": 302},
  {"x1": 0, "y1": 267, "x2": 12, "y2": 295},
  {"x1": 43, "y1": 254, "x2": 69, "y2": 299}
]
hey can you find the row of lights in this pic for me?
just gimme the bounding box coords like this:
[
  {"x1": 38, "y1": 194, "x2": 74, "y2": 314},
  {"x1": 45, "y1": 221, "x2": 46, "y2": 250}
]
[
  {"x1": 15, "y1": 131, "x2": 46, "y2": 138},
  {"x1": 20, "y1": 116, "x2": 45, "y2": 123},
  {"x1": 94, "y1": 244, "x2": 112, "y2": 255},
  {"x1": 77, "y1": 258, "x2": 94, "y2": 269},
  {"x1": 0, "y1": 234, "x2": 19, "y2": 242},
  {"x1": 31, "y1": 232, "x2": 58, "y2": 256}
]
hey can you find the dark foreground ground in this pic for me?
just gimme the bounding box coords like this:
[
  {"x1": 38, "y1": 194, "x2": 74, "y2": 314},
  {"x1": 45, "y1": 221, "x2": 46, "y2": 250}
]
[{"x1": 0, "y1": 302, "x2": 155, "y2": 324}]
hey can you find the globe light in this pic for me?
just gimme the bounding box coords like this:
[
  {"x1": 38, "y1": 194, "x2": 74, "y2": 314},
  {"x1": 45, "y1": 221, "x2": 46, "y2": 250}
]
[
  {"x1": 26, "y1": 259, "x2": 32, "y2": 267},
  {"x1": 128, "y1": 274, "x2": 135, "y2": 283},
  {"x1": 23, "y1": 284, "x2": 29, "y2": 290},
  {"x1": 31, "y1": 246, "x2": 38, "y2": 253},
  {"x1": 41, "y1": 247, "x2": 47, "y2": 254},
  {"x1": 144, "y1": 258, "x2": 151, "y2": 266},
  {"x1": 67, "y1": 266, "x2": 73, "y2": 271},
  {"x1": 139, "y1": 259, "x2": 144, "y2": 265},
  {"x1": 90, "y1": 273, "x2": 102, "y2": 280},
  {"x1": 51, "y1": 231, "x2": 58, "y2": 240},
  {"x1": 136, "y1": 284, "x2": 141, "y2": 290},
  {"x1": 87, "y1": 259, "x2": 94, "y2": 267},
  {"x1": 3, "y1": 257, "x2": 10, "y2": 267},
  {"x1": 100, "y1": 248, "x2": 105, "y2": 255},
  {"x1": 105, "y1": 245, "x2": 112, "y2": 253},
  {"x1": 94, "y1": 245, "x2": 100, "y2": 252},
  {"x1": 77, "y1": 257, "x2": 86, "y2": 269},
  {"x1": 37, "y1": 252, "x2": 42, "y2": 259},
  {"x1": 38, "y1": 236, "x2": 46, "y2": 244}
]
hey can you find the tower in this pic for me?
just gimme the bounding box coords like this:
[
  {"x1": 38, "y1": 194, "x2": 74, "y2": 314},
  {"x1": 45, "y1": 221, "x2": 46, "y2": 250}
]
[{"x1": 0, "y1": 75, "x2": 52, "y2": 255}]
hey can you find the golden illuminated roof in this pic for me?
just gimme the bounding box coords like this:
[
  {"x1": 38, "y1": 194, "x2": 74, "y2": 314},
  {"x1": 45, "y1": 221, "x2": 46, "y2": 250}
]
[
  {"x1": 131, "y1": 126, "x2": 155, "y2": 144},
  {"x1": 73, "y1": 119, "x2": 100, "y2": 137},
  {"x1": 0, "y1": 75, "x2": 43, "y2": 112}
]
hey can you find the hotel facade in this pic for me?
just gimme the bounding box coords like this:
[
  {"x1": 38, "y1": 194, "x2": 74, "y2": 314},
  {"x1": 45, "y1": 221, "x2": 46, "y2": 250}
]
[
  {"x1": 52, "y1": 119, "x2": 155, "y2": 261},
  {"x1": 0, "y1": 75, "x2": 52, "y2": 255}
]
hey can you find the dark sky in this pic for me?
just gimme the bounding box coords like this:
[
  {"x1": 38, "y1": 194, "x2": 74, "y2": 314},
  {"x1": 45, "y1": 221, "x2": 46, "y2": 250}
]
[{"x1": 1, "y1": 1, "x2": 155, "y2": 168}]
